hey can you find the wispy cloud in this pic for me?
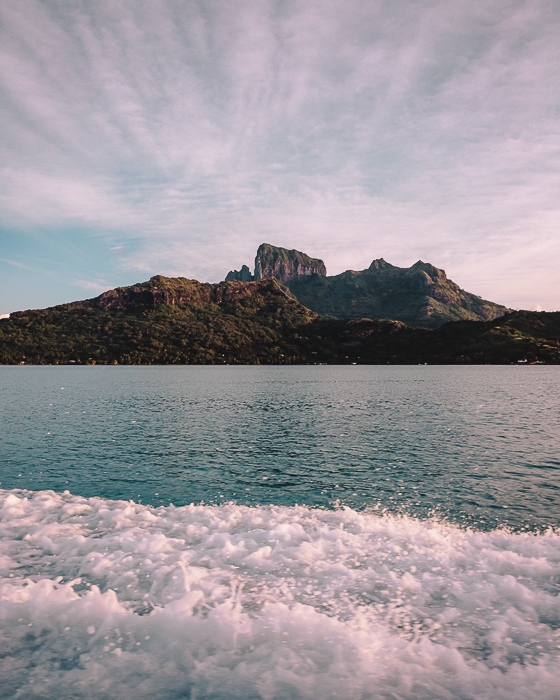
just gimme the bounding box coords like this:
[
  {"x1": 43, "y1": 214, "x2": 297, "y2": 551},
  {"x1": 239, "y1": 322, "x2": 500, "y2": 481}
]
[
  {"x1": 0, "y1": 257, "x2": 33, "y2": 269},
  {"x1": 1, "y1": 0, "x2": 559, "y2": 310},
  {"x1": 71, "y1": 278, "x2": 110, "y2": 293}
]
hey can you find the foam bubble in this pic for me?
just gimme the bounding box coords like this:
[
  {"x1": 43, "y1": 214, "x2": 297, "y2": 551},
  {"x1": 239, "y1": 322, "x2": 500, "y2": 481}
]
[{"x1": 1, "y1": 489, "x2": 559, "y2": 699}]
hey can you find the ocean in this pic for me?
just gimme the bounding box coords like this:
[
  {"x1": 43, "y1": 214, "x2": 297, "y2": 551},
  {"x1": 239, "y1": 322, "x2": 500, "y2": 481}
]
[{"x1": 1, "y1": 365, "x2": 559, "y2": 699}]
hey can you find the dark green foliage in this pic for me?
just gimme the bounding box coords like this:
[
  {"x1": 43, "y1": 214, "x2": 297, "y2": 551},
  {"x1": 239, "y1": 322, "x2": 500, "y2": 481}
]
[
  {"x1": 286, "y1": 312, "x2": 560, "y2": 365},
  {"x1": 0, "y1": 278, "x2": 315, "y2": 365},
  {"x1": 1, "y1": 277, "x2": 559, "y2": 365}
]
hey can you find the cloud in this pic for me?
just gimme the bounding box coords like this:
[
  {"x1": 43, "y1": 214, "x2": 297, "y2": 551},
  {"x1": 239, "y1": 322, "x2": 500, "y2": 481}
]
[
  {"x1": 0, "y1": 0, "x2": 559, "y2": 310},
  {"x1": 71, "y1": 279, "x2": 111, "y2": 293},
  {"x1": 0, "y1": 257, "x2": 33, "y2": 270}
]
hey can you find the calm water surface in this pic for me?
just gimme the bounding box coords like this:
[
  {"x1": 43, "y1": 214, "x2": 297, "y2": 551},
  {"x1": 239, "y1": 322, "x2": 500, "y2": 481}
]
[{"x1": 1, "y1": 365, "x2": 559, "y2": 531}]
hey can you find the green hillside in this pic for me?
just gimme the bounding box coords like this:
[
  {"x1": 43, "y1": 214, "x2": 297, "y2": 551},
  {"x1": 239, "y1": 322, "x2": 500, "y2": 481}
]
[{"x1": 1, "y1": 276, "x2": 559, "y2": 365}]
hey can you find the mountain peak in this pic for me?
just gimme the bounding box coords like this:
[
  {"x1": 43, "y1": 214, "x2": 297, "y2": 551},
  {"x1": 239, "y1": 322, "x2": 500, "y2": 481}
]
[
  {"x1": 254, "y1": 244, "x2": 327, "y2": 283},
  {"x1": 368, "y1": 258, "x2": 392, "y2": 271},
  {"x1": 225, "y1": 244, "x2": 327, "y2": 285},
  {"x1": 225, "y1": 264, "x2": 253, "y2": 282},
  {"x1": 410, "y1": 260, "x2": 447, "y2": 281}
]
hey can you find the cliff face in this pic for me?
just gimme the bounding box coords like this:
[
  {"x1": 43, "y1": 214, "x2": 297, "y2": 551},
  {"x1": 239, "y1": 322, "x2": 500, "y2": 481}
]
[
  {"x1": 91, "y1": 275, "x2": 297, "y2": 311},
  {"x1": 92, "y1": 276, "x2": 211, "y2": 310},
  {"x1": 225, "y1": 244, "x2": 326, "y2": 285},
  {"x1": 254, "y1": 244, "x2": 327, "y2": 283}
]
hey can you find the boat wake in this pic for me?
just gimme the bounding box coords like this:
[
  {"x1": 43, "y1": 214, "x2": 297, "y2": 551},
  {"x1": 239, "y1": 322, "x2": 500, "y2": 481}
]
[{"x1": 1, "y1": 489, "x2": 559, "y2": 699}]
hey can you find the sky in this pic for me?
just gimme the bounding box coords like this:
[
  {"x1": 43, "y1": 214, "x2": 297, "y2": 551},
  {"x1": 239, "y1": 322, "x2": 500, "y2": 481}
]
[{"x1": 1, "y1": 0, "x2": 559, "y2": 315}]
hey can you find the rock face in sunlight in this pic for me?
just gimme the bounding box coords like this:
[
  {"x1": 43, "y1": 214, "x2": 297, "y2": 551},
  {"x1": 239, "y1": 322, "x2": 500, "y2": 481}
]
[
  {"x1": 253, "y1": 243, "x2": 327, "y2": 284},
  {"x1": 226, "y1": 244, "x2": 327, "y2": 285},
  {"x1": 226, "y1": 244, "x2": 510, "y2": 328}
]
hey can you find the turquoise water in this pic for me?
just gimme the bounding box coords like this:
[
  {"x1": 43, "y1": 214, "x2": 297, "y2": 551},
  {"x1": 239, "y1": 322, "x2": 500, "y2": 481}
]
[
  {"x1": 1, "y1": 365, "x2": 559, "y2": 530},
  {"x1": 1, "y1": 366, "x2": 559, "y2": 699}
]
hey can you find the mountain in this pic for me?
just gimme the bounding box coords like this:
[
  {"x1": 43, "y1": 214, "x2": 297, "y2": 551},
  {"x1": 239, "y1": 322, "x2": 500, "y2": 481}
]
[
  {"x1": 1, "y1": 275, "x2": 559, "y2": 365},
  {"x1": 0, "y1": 276, "x2": 316, "y2": 365},
  {"x1": 226, "y1": 244, "x2": 510, "y2": 328}
]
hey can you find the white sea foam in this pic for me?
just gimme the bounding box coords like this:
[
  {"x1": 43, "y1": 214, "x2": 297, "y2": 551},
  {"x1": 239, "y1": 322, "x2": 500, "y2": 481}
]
[{"x1": 1, "y1": 489, "x2": 559, "y2": 699}]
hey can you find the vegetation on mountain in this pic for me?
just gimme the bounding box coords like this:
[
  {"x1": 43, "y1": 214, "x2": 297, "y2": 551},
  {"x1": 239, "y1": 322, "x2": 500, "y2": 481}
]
[
  {"x1": 0, "y1": 278, "x2": 315, "y2": 365},
  {"x1": 0, "y1": 275, "x2": 558, "y2": 365},
  {"x1": 226, "y1": 244, "x2": 510, "y2": 328},
  {"x1": 289, "y1": 259, "x2": 509, "y2": 328},
  {"x1": 295, "y1": 312, "x2": 560, "y2": 365}
]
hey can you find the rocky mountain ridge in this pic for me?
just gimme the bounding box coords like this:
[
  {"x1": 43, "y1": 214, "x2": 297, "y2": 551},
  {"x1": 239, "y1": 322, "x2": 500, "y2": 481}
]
[
  {"x1": 88, "y1": 276, "x2": 296, "y2": 312},
  {"x1": 226, "y1": 244, "x2": 510, "y2": 328}
]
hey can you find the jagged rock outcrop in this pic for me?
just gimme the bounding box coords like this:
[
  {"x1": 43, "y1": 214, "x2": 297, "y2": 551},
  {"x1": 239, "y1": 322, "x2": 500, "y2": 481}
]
[
  {"x1": 225, "y1": 265, "x2": 254, "y2": 282},
  {"x1": 253, "y1": 244, "x2": 327, "y2": 284},
  {"x1": 224, "y1": 243, "x2": 326, "y2": 288},
  {"x1": 92, "y1": 276, "x2": 211, "y2": 310}
]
